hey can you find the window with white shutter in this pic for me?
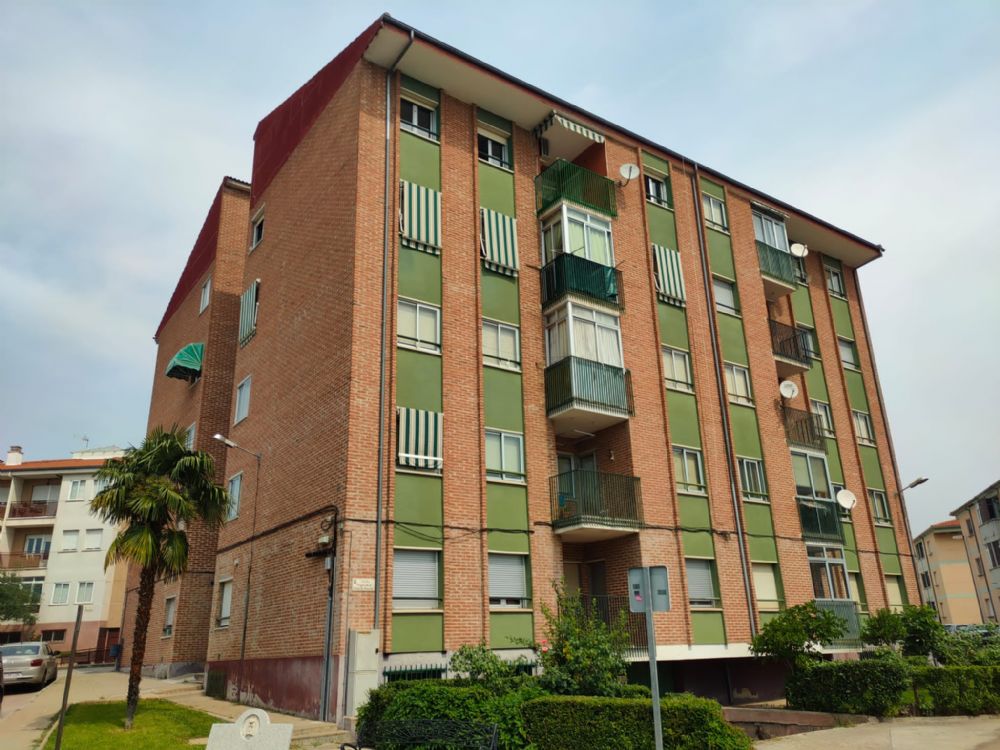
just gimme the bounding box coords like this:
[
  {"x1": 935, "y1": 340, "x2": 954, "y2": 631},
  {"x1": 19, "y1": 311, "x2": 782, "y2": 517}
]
[
  {"x1": 217, "y1": 579, "x2": 233, "y2": 626},
  {"x1": 489, "y1": 554, "x2": 529, "y2": 608},
  {"x1": 752, "y1": 563, "x2": 780, "y2": 611},
  {"x1": 393, "y1": 549, "x2": 441, "y2": 610},
  {"x1": 686, "y1": 559, "x2": 719, "y2": 608}
]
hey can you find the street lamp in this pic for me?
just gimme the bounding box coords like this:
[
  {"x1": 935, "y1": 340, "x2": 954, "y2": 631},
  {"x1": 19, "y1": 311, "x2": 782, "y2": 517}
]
[
  {"x1": 903, "y1": 477, "x2": 929, "y2": 491},
  {"x1": 898, "y1": 477, "x2": 931, "y2": 615}
]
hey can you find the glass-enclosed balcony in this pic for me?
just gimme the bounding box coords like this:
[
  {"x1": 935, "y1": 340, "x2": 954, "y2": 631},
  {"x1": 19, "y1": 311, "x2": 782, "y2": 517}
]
[
  {"x1": 770, "y1": 319, "x2": 811, "y2": 377},
  {"x1": 551, "y1": 470, "x2": 643, "y2": 542},
  {"x1": 799, "y1": 498, "x2": 842, "y2": 541},
  {"x1": 535, "y1": 159, "x2": 617, "y2": 218},
  {"x1": 757, "y1": 241, "x2": 797, "y2": 300},
  {"x1": 814, "y1": 599, "x2": 863, "y2": 649},
  {"x1": 544, "y1": 357, "x2": 633, "y2": 436},
  {"x1": 541, "y1": 253, "x2": 622, "y2": 309}
]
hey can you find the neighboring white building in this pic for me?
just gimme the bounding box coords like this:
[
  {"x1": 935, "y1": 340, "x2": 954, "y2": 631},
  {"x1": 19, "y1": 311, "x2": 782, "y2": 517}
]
[{"x1": 0, "y1": 444, "x2": 127, "y2": 655}]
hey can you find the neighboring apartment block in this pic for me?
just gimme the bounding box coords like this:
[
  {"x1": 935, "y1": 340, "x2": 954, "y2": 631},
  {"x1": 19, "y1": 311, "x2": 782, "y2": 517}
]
[
  {"x1": 952, "y1": 480, "x2": 1000, "y2": 623},
  {"x1": 135, "y1": 15, "x2": 918, "y2": 721},
  {"x1": 914, "y1": 520, "x2": 982, "y2": 626},
  {"x1": 0, "y1": 445, "x2": 127, "y2": 654}
]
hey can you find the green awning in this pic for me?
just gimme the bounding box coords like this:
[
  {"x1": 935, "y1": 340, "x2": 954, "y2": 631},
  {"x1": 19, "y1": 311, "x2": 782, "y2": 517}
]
[{"x1": 165, "y1": 342, "x2": 204, "y2": 381}]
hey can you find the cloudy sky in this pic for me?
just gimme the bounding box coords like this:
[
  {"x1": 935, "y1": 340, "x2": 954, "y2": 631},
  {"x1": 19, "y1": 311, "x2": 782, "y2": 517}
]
[{"x1": 1, "y1": 1, "x2": 997, "y2": 533}]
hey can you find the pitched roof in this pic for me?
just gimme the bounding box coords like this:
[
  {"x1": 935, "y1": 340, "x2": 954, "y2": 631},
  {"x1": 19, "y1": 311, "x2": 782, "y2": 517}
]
[{"x1": 2, "y1": 458, "x2": 109, "y2": 473}]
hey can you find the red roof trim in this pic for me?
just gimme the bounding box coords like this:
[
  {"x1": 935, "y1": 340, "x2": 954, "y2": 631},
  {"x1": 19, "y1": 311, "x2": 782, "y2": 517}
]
[{"x1": 3, "y1": 458, "x2": 109, "y2": 473}]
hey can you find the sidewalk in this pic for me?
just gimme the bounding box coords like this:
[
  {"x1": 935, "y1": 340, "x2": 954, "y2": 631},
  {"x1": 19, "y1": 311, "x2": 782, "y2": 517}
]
[{"x1": 757, "y1": 715, "x2": 1000, "y2": 749}]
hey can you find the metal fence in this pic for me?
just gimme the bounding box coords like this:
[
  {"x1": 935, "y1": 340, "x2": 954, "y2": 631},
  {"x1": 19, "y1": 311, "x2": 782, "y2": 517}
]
[
  {"x1": 540, "y1": 253, "x2": 622, "y2": 308},
  {"x1": 535, "y1": 159, "x2": 617, "y2": 217},
  {"x1": 550, "y1": 470, "x2": 643, "y2": 531},
  {"x1": 544, "y1": 357, "x2": 633, "y2": 417},
  {"x1": 756, "y1": 241, "x2": 796, "y2": 286}
]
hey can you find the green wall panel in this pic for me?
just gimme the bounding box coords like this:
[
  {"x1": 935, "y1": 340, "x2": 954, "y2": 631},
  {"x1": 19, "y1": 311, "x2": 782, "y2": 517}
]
[
  {"x1": 482, "y1": 271, "x2": 520, "y2": 324},
  {"x1": 845, "y1": 370, "x2": 870, "y2": 412},
  {"x1": 700, "y1": 179, "x2": 725, "y2": 201},
  {"x1": 682, "y1": 530, "x2": 715, "y2": 558},
  {"x1": 845, "y1": 549, "x2": 860, "y2": 572},
  {"x1": 401, "y1": 75, "x2": 439, "y2": 103},
  {"x1": 708, "y1": 230, "x2": 735, "y2": 280},
  {"x1": 394, "y1": 473, "x2": 443, "y2": 548},
  {"x1": 487, "y1": 483, "x2": 529, "y2": 553},
  {"x1": 760, "y1": 611, "x2": 782, "y2": 626},
  {"x1": 399, "y1": 246, "x2": 442, "y2": 304},
  {"x1": 400, "y1": 131, "x2": 441, "y2": 191},
  {"x1": 876, "y1": 525, "x2": 899, "y2": 555},
  {"x1": 830, "y1": 297, "x2": 855, "y2": 338},
  {"x1": 748, "y1": 533, "x2": 778, "y2": 563},
  {"x1": 842, "y1": 521, "x2": 857, "y2": 550},
  {"x1": 791, "y1": 286, "x2": 814, "y2": 326},
  {"x1": 666, "y1": 391, "x2": 701, "y2": 447},
  {"x1": 484, "y1": 367, "x2": 524, "y2": 432},
  {"x1": 646, "y1": 204, "x2": 678, "y2": 248},
  {"x1": 746, "y1": 504, "x2": 777, "y2": 562},
  {"x1": 392, "y1": 612, "x2": 444, "y2": 653},
  {"x1": 805, "y1": 361, "x2": 829, "y2": 402},
  {"x1": 479, "y1": 163, "x2": 516, "y2": 216},
  {"x1": 490, "y1": 612, "x2": 533, "y2": 649},
  {"x1": 679, "y1": 494, "x2": 711, "y2": 529},
  {"x1": 396, "y1": 349, "x2": 442, "y2": 412},
  {"x1": 825, "y1": 440, "x2": 844, "y2": 483},
  {"x1": 718, "y1": 315, "x2": 748, "y2": 365},
  {"x1": 881, "y1": 553, "x2": 902, "y2": 576},
  {"x1": 658, "y1": 304, "x2": 689, "y2": 349},
  {"x1": 642, "y1": 152, "x2": 671, "y2": 175},
  {"x1": 859, "y1": 446, "x2": 885, "y2": 490},
  {"x1": 730, "y1": 405, "x2": 762, "y2": 458},
  {"x1": 691, "y1": 611, "x2": 726, "y2": 645}
]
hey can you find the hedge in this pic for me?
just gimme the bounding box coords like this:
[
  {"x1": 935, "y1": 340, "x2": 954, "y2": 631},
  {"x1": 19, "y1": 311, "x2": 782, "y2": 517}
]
[
  {"x1": 521, "y1": 694, "x2": 751, "y2": 750},
  {"x1": 911, "y1": 666, "x2": 1000, "y2": 715},
  {"x1": 786, "y1": 659, "x2": 909, "y2": 716}
]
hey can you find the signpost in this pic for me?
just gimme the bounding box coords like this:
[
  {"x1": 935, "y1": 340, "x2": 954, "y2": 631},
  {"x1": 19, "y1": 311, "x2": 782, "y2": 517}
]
[{"x1": 629, "y1": 566, "x2": 670, "y2": 750}]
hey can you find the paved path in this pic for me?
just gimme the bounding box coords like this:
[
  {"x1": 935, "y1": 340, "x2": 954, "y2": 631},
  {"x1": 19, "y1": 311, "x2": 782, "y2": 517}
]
[{"x1": 759, "y1": 715, "x2": 1000, "y2": 749}]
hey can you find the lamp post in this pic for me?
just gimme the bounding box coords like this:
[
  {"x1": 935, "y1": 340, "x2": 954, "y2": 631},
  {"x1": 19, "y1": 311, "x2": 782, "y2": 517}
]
[
  {"x1": 898, "y1": 477, "x2": 929, "y2": 613},
  {"x1": 213, "y1": 433, "x2": 261, "y2": 702}
]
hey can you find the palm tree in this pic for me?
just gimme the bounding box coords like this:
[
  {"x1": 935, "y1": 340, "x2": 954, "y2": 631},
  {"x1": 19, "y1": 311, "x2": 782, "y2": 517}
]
[{"x1": 92, "y1": 426, "x2": 229, "y2": 729}]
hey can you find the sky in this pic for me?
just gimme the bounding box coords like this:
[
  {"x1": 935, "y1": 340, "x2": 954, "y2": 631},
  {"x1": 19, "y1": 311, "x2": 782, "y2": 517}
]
[{"x1": 1, "y1": 1, "x2": 998, "y2": 535}]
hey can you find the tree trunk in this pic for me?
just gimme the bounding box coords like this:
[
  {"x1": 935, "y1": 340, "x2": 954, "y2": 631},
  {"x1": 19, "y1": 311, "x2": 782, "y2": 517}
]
[{"x1": 124, "y1": 566, "x2": 156, "y2": 730}]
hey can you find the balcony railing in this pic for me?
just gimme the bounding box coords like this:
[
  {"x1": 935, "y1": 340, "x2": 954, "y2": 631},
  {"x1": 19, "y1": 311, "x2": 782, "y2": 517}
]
[
  {"x1": 8, "y1": 502, "x2": 59, "y2": 519},
  {"x1": 578, "y1": 594, "x2": 648, "y2": 656},
  {"x1": 798, "y1": 498, "x2": 842, "y2": 541},
  {"x1": 541, "y1": 253, "x2": 622, "y2": 309},
  {"x1": 756, "y1": 241, "x2": 797, "y2": 287},
  {"x1": 545, "y1": 357, "x2": 633, "y2": 418},
  {"x1": 814, "y1": 599, "x2": 863, "y2": 649},
  {"x1": 770, "y1": 319, "x2": 811, "y2": 368},
  {"x1": 0, "y1": 552, "x2": 49, "y2": 570},
  {"x1": 551, "y1": 470, "x2": 643, "y2": 534},
  {"x1": 535, "y1": 159, "x2": 617, "y2": 218},
  {"x1": 782, "y1": 405, "x2": 825, "y2": 449}
]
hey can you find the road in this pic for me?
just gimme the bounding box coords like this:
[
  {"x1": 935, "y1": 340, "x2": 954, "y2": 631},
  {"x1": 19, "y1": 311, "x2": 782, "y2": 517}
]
[{"x1": 759, "y1": 715, "x2": 1000, "y2": 749}]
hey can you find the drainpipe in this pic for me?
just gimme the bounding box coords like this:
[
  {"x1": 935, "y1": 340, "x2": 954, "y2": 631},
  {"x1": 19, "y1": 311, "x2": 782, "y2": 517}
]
[
  {"x1": 689, "y1": 164, "x2": 757, "y2": 638},
  {"x1": 374, "y1": 29, "x2": 415, "y2": 630}
]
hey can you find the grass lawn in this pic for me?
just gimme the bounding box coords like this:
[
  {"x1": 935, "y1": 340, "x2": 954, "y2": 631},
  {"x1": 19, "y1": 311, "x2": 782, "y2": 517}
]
[{"x1": 43, "y1": 699, "x2": 218, "y2": 750}]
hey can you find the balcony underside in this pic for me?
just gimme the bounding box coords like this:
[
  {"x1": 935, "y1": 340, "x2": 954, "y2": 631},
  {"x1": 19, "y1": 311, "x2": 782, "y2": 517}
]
[
  {"x1": 774, "y1": 353, "x2": 810, "y2": 378},
  {"x1": 761, "y1": 272, "x2": 797, "y2": 301},
  {"x1": 548, "y1": 402, "x2": 629, "y2": 437},
  {"x1": 553, "y1": 520, "x2": 641, "y2": 543}
]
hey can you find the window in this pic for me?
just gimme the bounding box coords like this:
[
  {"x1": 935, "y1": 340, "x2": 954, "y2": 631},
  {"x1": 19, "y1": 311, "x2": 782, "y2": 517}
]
[
  {"x1": 482, "y1": 320, "x2": 520, "y2": 370},
  {"x1": 702, "y1": 193, "x2": 728, "y2": 231},
  {"x1": 807, "y1": 545, "x2": 850, "y2": 599},
  {"x1": 234, "y1": 377, "x2": 251, "y2": 423},
  {"x1": 32, "y1": 484, "x2": 60, "y2": 503},
  {"x1": 662, "y1": 347, "x2": 693, "y2": 391},
  {"x1": 738, "y1": 457, "x2": 768, "y2": 501},
  {"x1": 95, "y1": 475, "x2": 111, "y2": 493},
  {"x1": 870, "y1": 489, "x2": 891, "y2": 524},
  {"x1": 20, "y1": 577, "x2": 44, "y2": 610},
  {"x1": 673, "y1": 446, "x2": 706, "y2": 494},
  {"x1": 545, "y1": 303, "x2": 623, "y2": 368},
  {"x1": 920, "y1": 571, "x2": 931, "y2": 588},
  {"x1": 885, "y1": 575, "x2": 905, "y2": 612},
  {"x1": 61, "y1": 529, "x2": 79, "y2": 552},
  {"x1": 987, "y1": 541, "x2": 1000, "y2": 569},
  {"x1": 981, "y1": 497, "x2": 1000, "y2": 523},
  {"x1": 541, "y1": 206, "x2": 614, "y2": 266},
  {"x1": 838, "y1": 338, "x2": 859, "y2": 369},
  {"x1": 832, "y1": 484, "x2": 848, "y2": 518},
  {"x1": 485, "y1": 430, "x2": 525, "y2": 482},
  {"x1": 686, "y1": 559, "x2": 719, "y2": 607},
  {"x1": 724, "y1": 363, "x2": 753, "y2": 405},
  {"x1": 848, "y1": 572, "x2": 866, "y2": 609},
  {"x1": 477, "y1": 132, "x2": 509, "y2": 169},
  {"x1": 51, "y1": 582, "x2": 70, "y2": 605},
  {"x1": 825, "y1": 265, "x2": 846, "y2": 298},
  {"x1": 76, "y1": 581, "x2": 94, "y2": 604},
  {"x1": 976, "y1": 557, "x2": 985, "y2": 576},
  {"x1": 199, "y1": 276, "x2": 211, "y2": 313},
  {"x1": 251, "y1": 213, "x2": 264, "y2": 250},
  {"x1": 489, "y1": 553, "x2": 529, "y2": 608},
  {"x1": 84, "y1": 529, "x2": 103, "y2": 550},
  {"x1": 184, "y1": 423, "x2": 196, "y2": 450},
  {"x1": 163, "y1": 596, "x2": 177, "y2": 636},
  {"x1": 68, "y1": 479, "x2": 87, "y2": 501},
  {"x1": 915, "y1": 541, "x2": 925, "y2": 559},
  {"x1": 799, "y1": 327, "x2": 819, "y2": 358},
  {"x1": 752, "y1": 211, "x2": 789, "y2": 252},
  {"x1": 792, "y1": 255, "x2": 808, "y2": 284},
  {"x1": 752, "y1": 563, "x2": 780, "y2": 611},
  {"x1": 644, "y1": 173, "x2": 672, "y2": 208},
  {"x1": 967, "y1": 519, "x2": 975, "y2": 536},
  {"x1": 810, "y1": 400, "x2": 834, "y2": 437},
  {"x1": 852, "y1": 410, "x2": 875, "y2": 445},
  {"x1": 791, "y1": 452, "x2": 832, "y2": 500},
  {"x1": 227, "y1": 473, "x2": 242, "y2": 521},
  {"x1": 713, "y1": 278, "x2": 739, "y2": 315},
  {"x1": 216, "y1": 579, "x2": 233, "y2": 626},
  {"x1": 392, "y1": 549, "x2": 441, "y2": 610},
  {"x1": 398, "y1": 299, "x2": 441, "y2": 353},
  {"x1": 41, "y1": 629, "x2": 65, "y2": 643},
  {"x1": 24, "y1": 535, "x2": 51, "y2": 555},
  {"x1": 400, "y1": 97, "x2": 437, "y2": 139}
]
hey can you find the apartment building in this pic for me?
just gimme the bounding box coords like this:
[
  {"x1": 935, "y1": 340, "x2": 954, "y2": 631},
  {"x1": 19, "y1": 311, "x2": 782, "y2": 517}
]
[
  {"x1": 913, "y1": 520, "x2": 982, "y2": 626},
  {"x1": 135, "y1": 15, "x2": 918, "y2": 720},
  {"x1": 0, "y1": 445, "x2": 127, "y2": 654},
  {"x1": 952, "y1": 480, "x2": 1000, "y2": 623}
]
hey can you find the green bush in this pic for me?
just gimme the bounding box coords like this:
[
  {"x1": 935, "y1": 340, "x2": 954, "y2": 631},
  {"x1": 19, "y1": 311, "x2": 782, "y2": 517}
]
[
  {"x1": 786, "y1": 659, "x2": 909, "y2": 716},
  {"x1": 616, "y1": 683, "x2": 652, "y2": 698},
  {"x1": 861, "y1": 608, "x2": 905, "y2": 648},
  {"x1": 899, "y1": 606, "x2": 945, "y2": 657},
  {"x1": 750, "y1": 602, "x2": 847, "y2": 664},
  {"x1": 521, "y1": 694, "x2": 751, "y2": 750},
  {"x1": 912, "y1": 666, "x2": 1000, "y2": 715},
  {"x1": 449, "y1": 643, "x2": 519, "y2": 689}
]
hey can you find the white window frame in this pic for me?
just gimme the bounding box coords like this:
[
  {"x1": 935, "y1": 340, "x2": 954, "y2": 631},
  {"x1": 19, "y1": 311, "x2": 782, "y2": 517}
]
[
  {"x1": 485, "y1": 429, "x2": 525, "y2": 483},
  {"x1": 644, "y1": 173, "x2": 671, "y2": 207},
  {"x1": 184, "y1": 423, "x2": 196, "y2": 451},
  {"x1": 477, "y1": 130, "x2": 510, "y2": 169},
  {"x1": 392, "y1": 548, "x2": 442, "y2": 610},
  {"x1": 24, "y1": 534, "x2": 51, "y2": 555},
  {"x1": 738, "y1": 457, "x2": 768, "y2": 501},
  {"x1": 713, "y1": 277, "x2": 739, "y2": 315},
  {"x1": 724, "y1": 363, "x2": 753, "y2": 405},
  {"x1": 31, "y1": 484, "x2": 60, "y2": 503},
  {"x1": 988, "y1": 541, "x2": 1000, "y2": 570},
  {"x1": 250, "y1": 211, "x2": 264, "y2": 251},
  {"x1": 544, "y1": 300, "x2": 624, "y2": 368},
  {"x1": 234, "y1": 376, "x2": 252, "y2": 424},
  {"x1": 686, "y1": 558, "x2": 720, "y2": 608},
  {"x1": 68, "y1": 479, "x2": 87, "y2": 502},
  {"x1": 227, "y1": 472, "x2": 243, "y2": 521},
  {"x1": 811, "y1": 400, "x2": 835, "y2": 437},
  {"x1": 397, "y1": 298, "x2": 442, "y2": 354},
  {"x1": 199, "y1": 275, "x2": 211, "y2": 313},
  {"x1": 217, "y1": 578, "x2": 233, "y2": 627},
  {"x1": 838, "y1": 338, "x2": 859, "y2": 369},
  {"x1": 852, "y1": 410, "x2": 875, "y2": 445},
  {"x1": 482, "y1": 319, "x2": 520, "y2": 371},
  {"x1": 51, "y1": 582, "x2": 70, "y2": 605},
  {"x1": 61, "y1": 529, "x2": 79, "y2": 552},
  {"x1": 799, "y1": 326, "x2": 819, "y2": 358},
  {"x1": 752, "y1": 563, "x2": 781, "y2": 611},
  {"x1": 163, "y1": 596, "x2": 177, "y2": 637},
  {"x1": 83, "y1": 529, "x2": 103, "y2": 550},
  {"x1": 825, "y1": 265, "x2": 846, "y2": 298},
  {"x1": 488, "y1": 552, "x2": 529, "y2": 609},
  {"x1": 752, "y1": 211, "x2": 789, "y2": 252},
  {"x1": 807, "y1": 544, "x2": 851, "y2": 600},
  {"x1": 702, "y1": 193, "x2": 728, "y2": 231},
  {"x1": 673, "y1": 446, "x2": 706, "y2": 494},
  {"x1": 400, "y1": 96, "x2": 438, "y2": 141},
  {"x1": 76, "y1": 581, "x2": 94, "y2": 604},
  {"x1": 869, "y1": 488, "x2": 891, "y2": 525},
  {"x1": 791, "y1": 450, "x2": 833, "y2": 501},
  {"x1": 540, "y1": 205, "x2": 615, "y2": 266},
  {"x1": 662, "y1": 347, "x2": 692, "y2": 392}
]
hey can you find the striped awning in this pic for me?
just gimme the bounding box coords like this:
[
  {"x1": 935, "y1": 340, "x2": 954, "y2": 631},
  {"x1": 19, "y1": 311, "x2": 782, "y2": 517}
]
[
  {"x1": 165, "y1": 342, "x2": 204, "y2": 381},
  {"x1": 533, "y1": 112, "x2": 605, "y2": 144},
  {"x1": 480, "y1": 208, "x2": 519, "y2": 276},
  {"x1": 238, "y1": 280, "x2": 259, "y2": 347},
  {"x1": 399, "y1": 180, "x2": 442, "y2": 255},
  {"x1": 397, "y1": 407, "x2": 443, "y2": 471},
  {"x1": 653, "y1": 245, "x2": 686, "y2": 306}
]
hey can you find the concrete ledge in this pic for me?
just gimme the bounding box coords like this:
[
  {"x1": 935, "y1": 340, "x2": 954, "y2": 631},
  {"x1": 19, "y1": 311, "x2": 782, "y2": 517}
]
[{"x1": 723, "y1": 706, "x2": 875, "y2": 740}]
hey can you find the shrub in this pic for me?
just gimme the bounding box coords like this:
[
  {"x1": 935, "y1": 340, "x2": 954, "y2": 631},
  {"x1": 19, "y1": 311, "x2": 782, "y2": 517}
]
[
  {"x1": 911, "y1": 666, "x2": 1000, "y2": 715},
  {"x1": 616, "y1": 683, "x2": 652, "y2": 698},
  {"x1": 521, "y1": 694, "x2": 751, "y2": 750},
  {"x1": 861, "y1": 608, "x2": 905, "y2": 648},
  {"x1": 899, "y1": 605, "x2": 945, "y2": 657},
  {"x1": 449, "y1": 643, "x2": 518, "y2": 690},
  {"x1": 750, "y1": 602, "x2": 847, "y2": 664},
  {"x1": 786, "y1": 659, "x2": 909, "y2": 716}
]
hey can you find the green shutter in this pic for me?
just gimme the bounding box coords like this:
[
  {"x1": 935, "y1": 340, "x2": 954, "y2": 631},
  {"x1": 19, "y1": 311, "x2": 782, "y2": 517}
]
[
  {"x1": 480, "y1": 208, "x2": 519, "y2": 276},
  {"x1": 238, "y1": 281, "x2": 259, "y2": 347},
  {"x1": 653, "y1": 244, "x2": 685, "y2": 306},
  {"x1": 396, "y1": 407, "x2": 443, "y2": 470},
  {"x1": 399, "y1": 180, "x2": 442, "y2": 255}
]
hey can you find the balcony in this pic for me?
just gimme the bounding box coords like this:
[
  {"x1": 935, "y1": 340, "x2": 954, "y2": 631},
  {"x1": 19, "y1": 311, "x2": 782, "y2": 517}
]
[
  {"x1": 541, "y1": 253, "x2": 622, "y2": 310},
  {"x1": 814, "y1": 599, "x2": 863, "y2": 649},
  {"x1": 551, "y1": 470, "x2": 643, "y2": 542},
  {"x1": 0, "y1": 552, "x2": 49, "y2": 570},
  {"x1": 545, "y1": 357, "x2": 633, "y2": 436},
  {"x1": 579, "y1": 594, "x2": 648, "y2": 657},
  {"x1": 757, "y1": 241, "x2": 797, "y2": 300},
  {"x1": 770, "y1": 320, "x2": 811, "y2": 377},
  {"x1": 799, "y1": 498, "x2": 842, "y2": 541},
  {"x1": 782, "y1": 405, "x2": 825, "y2": 449},
  {"x1": 7, "y1": 502, "x2": 59, "y2": 521},
  {"x1": 535, "y1": 159, "x2": 617, "y2": 218}
]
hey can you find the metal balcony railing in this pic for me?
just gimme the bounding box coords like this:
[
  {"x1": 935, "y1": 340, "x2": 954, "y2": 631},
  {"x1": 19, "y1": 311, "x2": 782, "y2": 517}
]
[
  {"x1": 551, "y1": 470, "x2": 643, "y2": 531},
  {"x1": 0, "y1": 553, "x2": 49, "y2": 570},
  {"x1": 782, "y1": 405, "x2": 825, "y2": 449},
  {"x1": 814, "y1": 599, "x2": 863, "y2": 649},
  {"x1": 8, "y1": 502, "x2": 59, "y2": 519},
  {"x1": 541, "y1": 253, "x2": 622, "y2": 309},
  {"x1": 798, "y1": 498, "x2": 843, "y2": 541},
  {"x1": 535, "y1": 159, "x2": 617, "y2": 217},
  {"x1": 578, "y1": 594, "x2": 648, "y2": 655},
  {"x1": 545, "y1": 357, "x2": 633, "y2": 417},
  {"x1": 756, "y1": 241, "x2": 796, "y2": 286},
  {"x1": 770, "y1": 319, "x2": 811, "y2": 366}
]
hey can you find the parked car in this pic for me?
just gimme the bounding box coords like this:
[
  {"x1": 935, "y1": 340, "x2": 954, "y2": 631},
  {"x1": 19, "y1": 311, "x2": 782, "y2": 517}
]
[{"x1": 0, "y1": 642, "x2": 58, "y2": 689}]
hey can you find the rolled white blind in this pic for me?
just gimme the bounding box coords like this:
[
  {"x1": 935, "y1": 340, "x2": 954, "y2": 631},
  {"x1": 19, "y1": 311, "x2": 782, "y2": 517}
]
[
  {"x1": 393, "y1": 549, "x2": 440, "y2": 608},
  {"x1": 489, "y1": 554, "x2": 527, "y2": 599},
  {"x1": 219, "y1": 581, "x2": 233, "y2": 619},
  {"x1": 686, "y1": 559, "x2": 716, "y2": 604},
  {"x1": 752, "y1": 563, "x2": 779, "y2": 607}
]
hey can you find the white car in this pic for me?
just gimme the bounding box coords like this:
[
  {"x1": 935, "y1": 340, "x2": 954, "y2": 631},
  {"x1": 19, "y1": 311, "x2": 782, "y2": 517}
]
[{"x1": 1, "y1": 642, "x2": 58, "y2": 689}]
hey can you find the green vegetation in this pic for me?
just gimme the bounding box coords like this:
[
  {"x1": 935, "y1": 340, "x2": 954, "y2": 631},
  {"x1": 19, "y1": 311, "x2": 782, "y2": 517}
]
[
  {"x1": 860, "y1": 608, "x2": 906, "y2": 648},
  {"x1": 43, "y1": 700, "x2": 216, "y2": 750},
  {"x1": 786, "y1": 658, "x2": 910, "y2": 716},
  {"x1": 912, "y1": 666, "x2": 1000, "y2": 715},
  {"x1": 750, "y1": 602, "x2": 846, "y2": 664},
  {"x1": 0, "y1": 570, "x2": 37, "y2": 626}
]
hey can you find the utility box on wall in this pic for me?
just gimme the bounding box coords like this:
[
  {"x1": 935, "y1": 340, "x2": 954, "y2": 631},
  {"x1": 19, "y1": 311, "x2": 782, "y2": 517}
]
[{"x1": 343, "y1": 629, "x2": 380, "y2": 720}]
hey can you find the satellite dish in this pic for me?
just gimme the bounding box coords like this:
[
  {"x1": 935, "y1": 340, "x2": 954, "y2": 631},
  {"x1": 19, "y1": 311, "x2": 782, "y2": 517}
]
[
  {"x1": 836, "y1": 489, "x2": 858, "y2": 511},
  {"x1": 619, "y1": 163, "x2": 640, "y2": 181},
  {"x1": 790, "y1": 243, "x2": 809, "y2": 258},
  {"x1": 778, "y1": 380, "x2": 799, "y2": 399}
]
